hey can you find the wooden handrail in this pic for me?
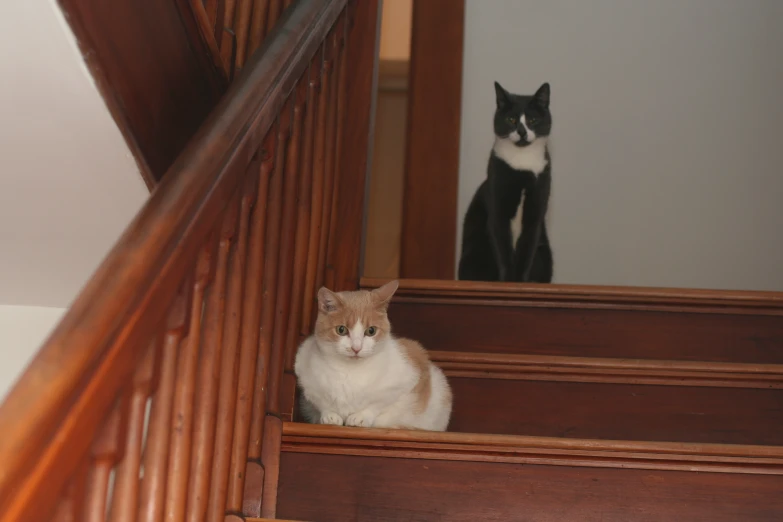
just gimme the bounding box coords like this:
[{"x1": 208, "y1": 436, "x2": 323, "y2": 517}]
[{"x1": 0, "y1": 0, "x2": 350, "y2": 518}]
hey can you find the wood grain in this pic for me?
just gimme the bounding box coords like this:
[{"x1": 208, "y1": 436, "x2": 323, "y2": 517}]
[
  {"x1": 285, "y1": 58, "x2": 319, "y2": 372},
  {"x1": 387, "y1": 300, "x2": 783, "y2": 364},
  {"x1": 430, "y1": 351, "x2": 783, "y2": 389},
  {"x1": 399, "y1": 0, "x2": 464, "y2": 279},
  {"x1": 361, "y1": 277, "x2": 783, "y2": 312},
  {"x1": 228, "y1": 150, "x2": 274, "y2": 511},
  {"x1": 57, "y1": 0, "x2": 226, "y2": 184},
  {"x1": 108, "y1": 340, "x2": 159, "y2": 522},
  {"x1": 205, "y1": 171, "x2": 256, "y2": 522},
  {"x1": 278, "y1": 452, "x2": 783, "y2": 521},
  {"x1": 0, "y1": 2, "x2": 348, "y2": 519},
  {"x1": 282, "y1": 422, "x2": 783, "y2": 464},
  {"x1": 268, "y1": 83, "x2": 307, "y2": 415},
  {"x1": 329, "y1": 0, "x2": 381, "y2": 292},
  {"x1": 166, "y1": 247, "x2": 213, "y2": 522},
  {"x1": 137, "y1": 296, "x2": 190, "y2": 522},
  {"x1": 445, "y1": 377, "x2": 783, "y2": 445},
  {"x1": 187, "y1": 204, "x2": 236, "y2": 522}
]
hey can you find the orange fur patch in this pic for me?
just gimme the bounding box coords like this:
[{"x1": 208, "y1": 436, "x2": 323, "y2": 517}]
[{"x1": 397, "y1": 338, "x2": 432, "y2": 414}]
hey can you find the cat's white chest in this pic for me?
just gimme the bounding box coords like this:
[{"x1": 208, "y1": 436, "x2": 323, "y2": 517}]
[
  {"x1": 303, "y1": 347, "x2": 397, "y2": 415},
  {"x1": 493, "y1": 137, "x2": 549, "y2": 174}
]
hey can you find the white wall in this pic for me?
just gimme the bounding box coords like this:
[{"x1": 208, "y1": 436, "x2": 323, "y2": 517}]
[
  {"x1": 0, "y1": 1, "x2": 148, "y2": 396},
  {"x1": 458, "y1": 0, "x2": 783, "y2": 291},
  {"x1": 0, "y1": 306, "x2": 65, "y2": 400}
]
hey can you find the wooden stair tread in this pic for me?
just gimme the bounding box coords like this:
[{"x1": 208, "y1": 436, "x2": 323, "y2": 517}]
[
  {"x1": 279, "y1": 422, "x2": 783, "y2": 521},
  {"x1": 282, "y1": 422, "x2": 783, "y2": 474},
  {"x1": 278, "y1": 452, "x2": 783, "y2": 522},
  {"x1": 429, "y1": 350, "x2": 783, "y2": 388}
]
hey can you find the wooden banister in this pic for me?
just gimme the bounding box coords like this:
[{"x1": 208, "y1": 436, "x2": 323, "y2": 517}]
[{"x1": 0, "y1": 0, "x2": 376, "y2": 519}]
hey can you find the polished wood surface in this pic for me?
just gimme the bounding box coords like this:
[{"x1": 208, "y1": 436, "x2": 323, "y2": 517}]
[
  {"x1": 430, "y1": 350, "x2": 783, "y2": 389},
  {"x1": 278, "y1": 452, "x2": 783, "y2": 521},
  {"x1": 0, "y1": 1, "x2": 357, "y2": 520},
  {"x1": 57, "y1": 0, "x2": 226, "y2": 185},
  {"x1": 6, "y1": 3, "x2": 783, "y2": 520},
  {"x1": 327, "y1": 0, "x2": 381, "y2": 292},
  {"x1": 384, "y1": 298, "x2": 783, "y2": 363},
  {"x1": 399, "y1": 0, "x2": 465, "y2": 279},
  {"x1": 446, "y1": 377, "x2": 783, "y2": 444},
  {"x1": 362, "y1": 277, "x2": 783, "y2": 311}
]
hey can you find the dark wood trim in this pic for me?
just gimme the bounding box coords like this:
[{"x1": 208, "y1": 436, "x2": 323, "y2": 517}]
[
  {"x1": 399, "y1": 0, "x2": 465, "y2": 279},
  {"x1": 430, "y1": 351, "x2": 783, "y2": 389},
  {"x1": 361, "y1": 277, "x2": 783, "y2": 315},
  {"x1": 57, "y1": 0, "x2": 228, "y2": 187},
  {"x1": 0, "y1": 2, "x2": 348, "y2": 517},
  {"x1": 282, "y1": 422, "x2": 783, "y2": 475}
]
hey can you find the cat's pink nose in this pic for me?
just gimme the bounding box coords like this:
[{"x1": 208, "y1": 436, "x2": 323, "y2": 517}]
[{"x1": 351, "y1": 346, "x2": 361, "y2": 354}]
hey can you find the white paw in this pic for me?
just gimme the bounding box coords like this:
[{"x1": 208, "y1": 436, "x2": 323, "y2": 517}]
[
  {"x1": 346, "y1": 411, "x2": 374, "y2": 427},
  {"x1": 319, "y1": 412, "x2": 344, "y2": 425}
]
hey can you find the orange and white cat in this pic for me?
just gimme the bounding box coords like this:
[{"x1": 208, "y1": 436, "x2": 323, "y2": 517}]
[{"x1": 294, "y1": 280, "x2": 452, "y2": 431}]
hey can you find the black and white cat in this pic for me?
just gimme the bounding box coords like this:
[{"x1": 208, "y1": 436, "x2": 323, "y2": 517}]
[{"x1": 458, "y1": 81, "x2": 553, "y2": 283}]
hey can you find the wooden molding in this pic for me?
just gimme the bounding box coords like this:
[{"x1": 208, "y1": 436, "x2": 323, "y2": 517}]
[
  {"x1": 430, "y1": 351, "x2": 783, "y2": 389},
  {"x1": 282, "y1": 422, "x2": 783, "y2": 475},
  {"x1": 57, "y1": 0, "x2": 227, "y2": 187},
  {"x1": 361, "y1": 277, "x2": 783, "y2": 315},
  {"x1": 399, "y1": 0, "x2": 465, "y2": 279},
  {"x1": 0, "y1": 2, "x2": 349, "y2": 519}
]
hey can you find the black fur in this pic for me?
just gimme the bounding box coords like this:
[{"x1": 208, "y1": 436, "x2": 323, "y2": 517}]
[{"x1": 458, "y1": 81, "x2": 554, "y2": 283}]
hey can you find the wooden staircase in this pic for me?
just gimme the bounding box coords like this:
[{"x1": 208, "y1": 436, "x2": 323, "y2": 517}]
[
  {"x1": 276, "y1": 280, "x2": 783, "y2": 520},
  {"x1": 1, "y1": 1, "x2": 782, "y2": 521}
]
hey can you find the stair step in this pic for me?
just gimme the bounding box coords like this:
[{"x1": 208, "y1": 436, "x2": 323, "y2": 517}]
[
  {"x1": 277, "y1": 423, "x2": 783, "y2": 521},
  {"x1": 386, "y1": 286, "x2": 783, "y2": 364},
  {"x1": 431, "y1": 351, "x2": 783, "y2": 444}
]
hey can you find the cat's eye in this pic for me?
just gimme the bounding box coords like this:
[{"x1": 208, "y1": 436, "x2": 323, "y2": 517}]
[
  {"x1": 336, "y1": 325, "x2": 348, "y2": 336},
  {"x1": 505, "y1": 116, "x2": 516, "y2": 125},
  {"x1": 527, "y1": 117, "x2": 537, "y2": 125},
  {"x1": 365, "y1": 326, "x2": 377, "y2": 336}
]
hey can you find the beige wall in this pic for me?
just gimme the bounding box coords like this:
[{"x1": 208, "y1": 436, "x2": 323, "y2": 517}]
[
  {"x1": 0, "y1": 305, "x2": 65, "y2": 400},
  {"x1": 0, "y1": 1, "x2": 148, "y2": 395},
  {"x1": 458, "y1": 0, "x2": 783, "y2": 291}
]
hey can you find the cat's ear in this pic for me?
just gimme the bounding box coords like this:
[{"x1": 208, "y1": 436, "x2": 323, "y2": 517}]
[
  {"x1": 494, "y1": 81, "x2": 511, "y2": 108},
  {"x1": 534, "y1": 82, "x2": 550, "y2": 108},
  {"x1": 317, "y1": 287, "x2": 341, "y2": 314},
  {"x1": 371, "y1": 280, "x2": 399, "y2": 310}
]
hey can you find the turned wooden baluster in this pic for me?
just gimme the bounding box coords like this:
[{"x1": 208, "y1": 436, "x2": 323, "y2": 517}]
[
  {"x1": 136, "y1": 288, "x2": 192, "y2": 522},
  {"x1": 315, "y1": 31, "x2": 339, "y2": 304},
  {"x1": 267, "y1": 77, "x2": 307, "y2": 418},
  {"x1": 220, "y1": 0, "x2": 238, "y2": 69},
  {"x1": 300, "y1": 45, "x2": 330, "y2": 335},
  {"x1": 240, "y1": 78, "x2": 308, "y2": 518},
  {"x1": 165, "y1": 243, "x2": 215, "y2": 522},
  {"x1": 244, "y1": 101, "x2": 293, "y2": 516},
  {"x1": 52, "y1": 461, "x2": 90, "y2": 522},
  {"x1": 266, "y1": 0, "x2": 284, "y2": 35},
  {"x1": 282, "y1": 55, "x2": 321, "y2": 417},
  {"x1": 234, "y1": 0, "x2": 254, "y2": 70},
  {"x1": 85, "y1": 393, "x2": 131, "y2": 522},
  {"x1": 206, "y1": 171, "x2": 258, "y2": 522},
  {"x1": 249, "y1": 0, "x2": 270, "y2": 56},
  {"x1": 186, "y1": 198, "x2": 241, "y2": 522},
  {"x1": 226, "y1": 134, "x2": 276, "y2": 514},
  {"x1": 108, "y1": 340, "x2": 161, "y2": 522},
  {"x1": 325, "y1": 14, "x2": 349, "y2": 290}
]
